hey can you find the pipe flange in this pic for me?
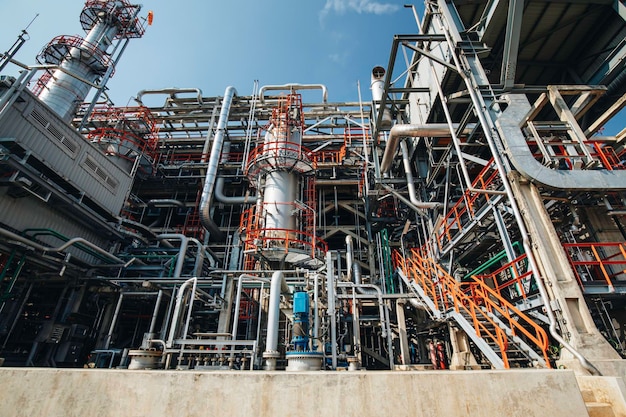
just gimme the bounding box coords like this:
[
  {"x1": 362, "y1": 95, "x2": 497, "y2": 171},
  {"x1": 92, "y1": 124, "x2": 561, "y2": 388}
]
[{"x1": 262, "y1": 350, "x2": 280, "y2": 359}]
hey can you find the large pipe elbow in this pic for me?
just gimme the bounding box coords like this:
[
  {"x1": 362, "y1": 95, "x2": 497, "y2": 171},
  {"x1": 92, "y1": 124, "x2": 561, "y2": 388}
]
[
  {"x1": 147, "y1": 199, "x2": 186, "y2": 208},
  {"x1": 399, "y1": 140, "x2": 441, "y2": 209},
  {"x1": 259, "y1": 83, "x2": 327, "y2": 103},
  {"x1": 215, "y1": 177, "x2": 255, "y2": 204},
  {"x1": 135, "y1": 88, "x2": 203, "y2": 106},
  {"x1": 166, "y1": 277, "x2": 197, "y2": 347},
  {"x1": 380, "y1": 124, "x2": 454, "y2": 174}
]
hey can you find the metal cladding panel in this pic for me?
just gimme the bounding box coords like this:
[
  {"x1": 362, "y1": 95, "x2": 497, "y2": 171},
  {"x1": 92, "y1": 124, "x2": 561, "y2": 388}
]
[
  {"x1": 0, "y1": 188, "x2": 106, "y2": 264},
  {"x1": 0, "y1": 90, "x2": 133, "y2": 215}
]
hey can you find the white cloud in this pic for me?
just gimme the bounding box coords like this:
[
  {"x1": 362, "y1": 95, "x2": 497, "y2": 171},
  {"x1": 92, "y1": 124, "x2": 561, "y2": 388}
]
[
  {"x1": 320, "y1": 0, "x2": 399, "y2": 19},
  {"x1": 328, "y1": 51, "x2": 350, "y2": 66}
]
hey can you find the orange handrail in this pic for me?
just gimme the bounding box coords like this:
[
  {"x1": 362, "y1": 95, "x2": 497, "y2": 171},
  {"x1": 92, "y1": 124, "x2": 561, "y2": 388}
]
[
  {"x1": 437, "y1": 159, "x2": 501, "y2": 250},
  {"x1": 475, "y1": 254, "x2": 534, "y2": 302},
  {"x1": 394, "y1": 248, "x2": 551, "y2": 368},
  {"x1": 562, "y1": 242, "x2": 626, "y2": 288}
]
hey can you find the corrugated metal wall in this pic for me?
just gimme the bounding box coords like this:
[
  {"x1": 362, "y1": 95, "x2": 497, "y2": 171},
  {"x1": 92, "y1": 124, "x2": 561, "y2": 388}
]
[{"x1": 0, "y1": 90, "x2": 133, "y2": 216}]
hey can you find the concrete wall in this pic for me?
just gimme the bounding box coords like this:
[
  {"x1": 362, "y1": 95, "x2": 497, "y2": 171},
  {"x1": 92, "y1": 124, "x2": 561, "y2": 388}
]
[
  {"x1": 577, "y1": 375, "x2": 626, "y2": 417},
  {"x1": 0, "y1": 368, "x2": 589, "y2": 417}
]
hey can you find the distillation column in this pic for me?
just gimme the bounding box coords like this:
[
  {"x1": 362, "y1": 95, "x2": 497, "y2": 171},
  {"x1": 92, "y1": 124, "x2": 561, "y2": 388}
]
[
  {"x1": 242, "y1": 93, "x2": 325, "y2": 267},
  {"x1": 35, "y1": 0, "x2": 144, "y2": 121}
]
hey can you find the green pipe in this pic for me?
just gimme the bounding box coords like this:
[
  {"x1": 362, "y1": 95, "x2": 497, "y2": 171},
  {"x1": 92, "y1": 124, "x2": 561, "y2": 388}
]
[
  {"x1": 464, "y1": 241, "x2": 523, "y2": 280},
  {"x1": 23, "y1": 228, "x2": 113, "y2": 263}
]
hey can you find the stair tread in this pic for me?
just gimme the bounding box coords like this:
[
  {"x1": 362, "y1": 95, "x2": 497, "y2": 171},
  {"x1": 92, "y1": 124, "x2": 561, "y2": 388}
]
[{"x1": 585, "y1": 402, "x2": 616, "y2": 417}]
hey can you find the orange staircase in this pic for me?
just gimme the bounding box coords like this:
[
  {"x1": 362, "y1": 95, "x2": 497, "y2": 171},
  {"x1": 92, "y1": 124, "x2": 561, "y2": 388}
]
[{"x1": 393, "y1": 247, "x2": 551, "y2": 369}]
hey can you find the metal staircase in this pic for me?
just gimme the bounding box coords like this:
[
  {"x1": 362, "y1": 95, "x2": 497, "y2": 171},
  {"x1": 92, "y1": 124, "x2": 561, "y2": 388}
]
[{"x1": 394, "y1": 248, "x2": 551, "y2": 369}]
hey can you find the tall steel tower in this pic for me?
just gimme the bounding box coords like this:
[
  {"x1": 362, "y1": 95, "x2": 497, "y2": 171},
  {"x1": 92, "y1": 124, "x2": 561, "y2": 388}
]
[{"x1": 34, "y1": 0, "x2": 145, "y2": 121}]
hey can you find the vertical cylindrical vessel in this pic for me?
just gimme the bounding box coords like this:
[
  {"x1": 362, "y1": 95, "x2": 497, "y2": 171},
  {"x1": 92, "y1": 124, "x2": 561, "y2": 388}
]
[
  {"x1": 242, "y1": 92, "x2": 324, "y2": 266},
  {"x1": 263, "y1": 171, "x2": 298, "y2": 233},
  {"x1": 36, "y1": 1, "x2": 143, "y2": 121},
  {"x1": 371, "y1": 66, "x2": 392, "y2": 127}
]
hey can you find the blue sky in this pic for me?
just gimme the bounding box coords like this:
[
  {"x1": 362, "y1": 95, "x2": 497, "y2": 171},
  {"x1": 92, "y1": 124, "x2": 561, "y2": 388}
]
[
  {"x1": 0, "y1": 0, "x2": 623, "y2": 134},
  {"x1": 0, "y1": 1, "x2": 419, "y2": 106}
]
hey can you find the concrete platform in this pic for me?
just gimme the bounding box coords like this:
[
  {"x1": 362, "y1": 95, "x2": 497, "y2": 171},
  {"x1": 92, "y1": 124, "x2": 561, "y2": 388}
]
[{"x1": 0, "y1": 368, "x2": 591, "y2": 417}]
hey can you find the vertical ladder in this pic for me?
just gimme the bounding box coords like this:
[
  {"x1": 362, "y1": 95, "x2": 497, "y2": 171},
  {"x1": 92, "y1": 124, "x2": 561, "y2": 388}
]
[{"x1": 380, "y1": 229, "x2": 395, "y2": 293}]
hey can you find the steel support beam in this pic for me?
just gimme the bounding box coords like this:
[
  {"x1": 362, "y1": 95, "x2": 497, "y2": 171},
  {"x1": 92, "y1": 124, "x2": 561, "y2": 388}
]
[{"x1": 500, "y1": 0, "x2": 524, "y2": 89}]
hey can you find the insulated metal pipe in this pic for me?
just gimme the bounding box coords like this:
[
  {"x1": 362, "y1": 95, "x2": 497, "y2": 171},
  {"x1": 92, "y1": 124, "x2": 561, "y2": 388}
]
[
  {"x1": 353, "y1": 263, "x2": 386, "y2": 337},
  {"x1": 313, "y1": 274, "x2": 321, "y2": 351},
  {"x1": 259, "y1": 83, "x2": 328, "y2": 103},
  {"x1": 342, "y1": 274, "x2": 393, "y2": 368},
  {"x1": 215, "y1": 141, "x2": 255, "y2": 204},
  {"x1": 380, "y1": 124, "x2": 456, "y2": 173},
  {"x1": 264, "y1": 271, "x2": 289, "y2": 351},
  {"x1": 231, "y1": 274, "x2": 270, "y2": 342},
  {"x1": 181, "y1": 278, "x2": 197, "y2": 342},
  {"x1": 148, "y1": 290, "x2": 163, "y2": 334},
  {"x1": 338, "y1": 280, "x2": 387, "y2": 338},
  {"x1": 0, "y1": 227, "x2": 124, "y2": 264},
  {"x1": 157, "y1": 234, "x2": 189, "y2": 278},
  {"x1": 215, "y1": 177, "x2": 254, "y2": 204},
  {"x1": 147, "y1": 199, "x2": 186, "y2": 208},
  {"x1": 326, "y1": 251, "x2": 338, "y2": 369},
  {"x1": 400, "y1": 140, "x2": 441, "y2": 209},
  {"x1": 188, "y1": 237, "x2": 207, "y2": 275},
  {"x1": 263, "y1": 271, "x2": 289, "y2": 370},
  {"x1": 135, "y1": 88, "x2": 204, "y2": 106},
  {"x1": 232, "y1": 276, "x2": 245, "y2": 342},
  {"x1": 166, "y1": 277, "x2": 196, "y2": 348},
  {"x1": 104, "y1": 293, "x2": 124, "y2": 349},
  {"x1": 345, "y1": 235, "x2": 354, "y2": 283},
  {"x1": 199, "y1": 86, "x2": 237, "y2": 239}
]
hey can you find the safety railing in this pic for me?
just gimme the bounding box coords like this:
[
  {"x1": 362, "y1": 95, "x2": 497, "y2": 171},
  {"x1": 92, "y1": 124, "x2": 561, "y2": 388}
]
[
  {"x1": 437, "y1": 158, "x2": 501, "y2": 250},
  {"x1": 180, "y1": 191, "x2": 204, "y2": 240},
  {"x1": 358, "y1": 160, "x2": 368, "y2": 198},
  {"x1": 81, "y1": 1, "x2": 146, "y2": 39},
  {"x1": 245, "y1": 141, "x2": 315, "y2": 178},
  {"x1": 239, "y1": 203, "x2": 327, "y2": 261},
  {"x1": 38, "y1": 35, "x2": 113, "y2": 71},
  {"x1": 344, "y1": 126, "x2": 371, "y2": 146},
  {"x1": 159, "y1": 152, "x2": 207, "y2": 165},
  {"x1": 562, "y1": 242, "x2": 626, "y2": 290},
  {"x1": 241, "y1": 228, "x2": 328, "y2": 261},
  {"x1": 157, "y1": 151, "x2": 245, "y2": 166},
  {"x1": 523, "y1": 120, "x2": 596, "y2": 169},
  {"x1": 589, "y1": 142, "x2": 625, "y2": 170},
  {"x1": 473, "y1": 253, "x2": 537, "y2": 304},
  {"x1": 314, "y1": 148, "x2": 345, "y2": 164},
  {"x1": 87, "y1": 127, "x2": 158, "y2": 159},
  {"x1": 393, "y1": 247, "x2": 551, "y2": 368},
  {"x1": 31, "y1": 70, "x2": 54, "y2": 97}
]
